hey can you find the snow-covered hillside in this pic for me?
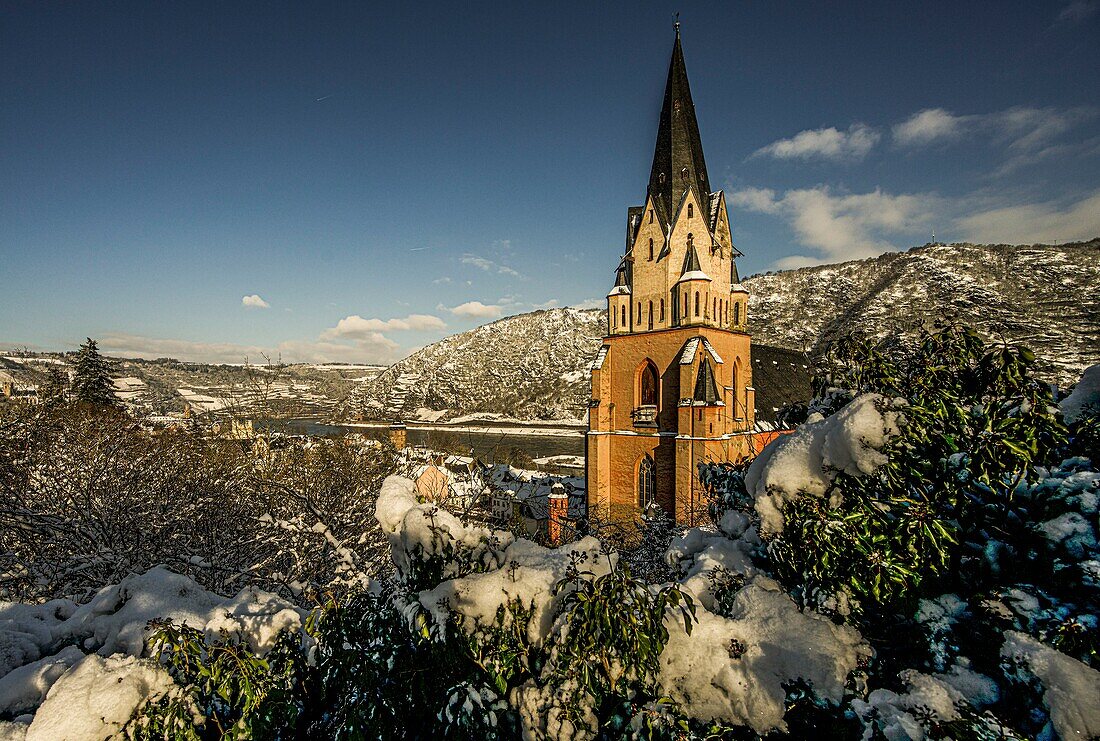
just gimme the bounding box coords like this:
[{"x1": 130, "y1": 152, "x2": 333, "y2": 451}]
[
  {"x1": 341, "y1": 240, "x2": 1098, "y2": 423},
  {"x1": 744, "y1": 239, "x2": 1100, "y2": 386},
  {"x1": 342, "y1": 307, "x2": 606, "y2": 424}
]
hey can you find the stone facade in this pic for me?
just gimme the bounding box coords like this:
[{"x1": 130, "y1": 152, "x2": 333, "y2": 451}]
[{"x1": 587, "y1": 28, "x2": 758, "y2": 526}]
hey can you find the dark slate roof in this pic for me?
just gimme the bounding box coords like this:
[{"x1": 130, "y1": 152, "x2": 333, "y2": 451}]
[
  {"x1": 751, "y1": 345, "x2": 813, "y2": 424},
  {"x1": 626, "y1": 206, "x2": 645, "y2": 251},
  {"x1": 647, "y1": 29, "x2": 712, "y2": 232},
  {"x1": 614, "y1": 256, "x2": 633, "y2": 288},
  {"x1": 707, "y1": 191, "x2": 723, "y2": 231},
  {"x1": 693, "y1": 357, "x2": 721, "y2": 403},
  {"x1": 680, "y1": 242, "x2": 703, "y2": 275}
]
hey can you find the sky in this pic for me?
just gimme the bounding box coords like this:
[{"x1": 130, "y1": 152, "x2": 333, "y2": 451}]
[{"x1": 2, "y1": 1, "x2": 1098, "y2": 365}]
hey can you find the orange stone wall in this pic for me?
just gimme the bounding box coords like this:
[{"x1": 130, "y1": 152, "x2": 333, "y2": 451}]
[{"x1": 587, "y1": 325, "x2": 756, "y2": 525}]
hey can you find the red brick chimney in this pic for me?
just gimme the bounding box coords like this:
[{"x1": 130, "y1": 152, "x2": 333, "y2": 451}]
[{"x1": 547, "y1": 483, "x2": 568, "y2": 546}]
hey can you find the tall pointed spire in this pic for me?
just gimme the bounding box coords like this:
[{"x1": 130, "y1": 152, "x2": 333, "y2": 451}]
[{"x1": 647, "y1": 25, "x2": 712, "y2": 224}]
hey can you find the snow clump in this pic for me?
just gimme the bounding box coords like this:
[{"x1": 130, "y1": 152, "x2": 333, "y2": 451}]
[
  {"x1": 1001, "y1": 631, "x2": 1100, "y2": 740},
  {"x1": 24, "y1": 654, "x2": 178, "y2": 741},
  {"x1": 1060, "y1": 363, "x2": 1100, "y2": 424},
  {"x1": 744, "y1": 393, "x2": 906, "y2": 534},
  {"x1": 657, "y1": 575, "x2": 869, "y2": 734}
]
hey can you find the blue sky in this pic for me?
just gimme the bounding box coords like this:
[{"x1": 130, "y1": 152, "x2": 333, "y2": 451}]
[{"x1": 2, "y1": 1, "x2": 1098, "y2": 364}]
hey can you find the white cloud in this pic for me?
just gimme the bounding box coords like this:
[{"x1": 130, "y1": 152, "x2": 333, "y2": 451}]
[
  {"x1": 530, "y1": 299, "x2": 560, "y2": 310},
  {"x1": 320, "y1": 313, "x2": 446, "y2": 340},
  {"x1": 752, "y1": 124, "x2": 880, "y2": 161},
  {"x1": 731, "y1": 186, "x2": 938, "y2": 268},
  {"x1": 98, "y1": 333, "x2": 404, "y2": 365},
  {"x1": 893, "y1": 106, "x2": 1095, "y2": 153},
  {"x1": 570, "y1": 298, "x2": 605, "y2": 310},
  {"x1": 431, "y1": 276, "x2": 452, "y2": 285},
  {"x1": 461, "y1": 254, "x2": 494, "y2": 271},
  {"x1": 1054, "y1": 0, "x2": 1098, "y2": 24},
  {"x1": 449, "y1": 301, "x2": 503, "y2": 319},
  {"x1": 892, "y1": 108, "x2": 966, "y2": 146},
  {"x1": 461, "y1": 253, "x2": 524, "y2": 279},
  {"x1": 241, "y1": 294, "x2": 270, "y2": 309},
  {"x1": 956, "y1": 188, "x2": 1100, "y2": 245}
]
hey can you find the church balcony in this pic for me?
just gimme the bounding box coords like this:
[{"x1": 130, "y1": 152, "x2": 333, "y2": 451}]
[{"x1": 631, "y1": 405, "x2": 658, "y2": 427}]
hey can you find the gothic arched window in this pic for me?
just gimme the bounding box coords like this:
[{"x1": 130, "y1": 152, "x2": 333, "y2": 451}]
[
  {"x1": 621, "y1": 305, "x2": 626, "y2": 327},
  {"x1": 640, "y1": 363, "x2": 658, "y2": 407},
  {"x1": 638, "y1": 455, "x2": 655, "y2": 510},
  {"x1": 647, "y1": 301, "x2": 653, "y2": 330},
  {"x1": 687, "y1": 203, "x2": 693, "y2": 218},
  {"x1": 734, "y1": 302, "x2": 740, "y2": 325},
  {"x1": 694, "y1": 291, "x2": 700, "y2": 316},
  {"x1": 648, "y1": 238, "x2": 654, "y2": 260},
  {"x1": 659, "y1": 298, "x2": 665, "y2": 322}
]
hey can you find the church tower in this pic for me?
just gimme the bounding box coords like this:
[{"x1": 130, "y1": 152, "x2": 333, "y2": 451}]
[{"x1": 587, "y1": 27, "x2": 755, "y2": 526}]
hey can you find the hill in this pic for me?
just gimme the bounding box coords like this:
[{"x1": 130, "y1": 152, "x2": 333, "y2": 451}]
[
  {"x1": 342, "y1": 240, "x2": 1098, "y2": 423},
  {"x1": 744, "y1": 239, "x2": 1100, "y2": 385}
]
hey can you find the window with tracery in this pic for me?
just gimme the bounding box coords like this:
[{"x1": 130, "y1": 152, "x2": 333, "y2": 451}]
[{"x1": 638, "y1": 455, "x2": 655, "y2": 509}]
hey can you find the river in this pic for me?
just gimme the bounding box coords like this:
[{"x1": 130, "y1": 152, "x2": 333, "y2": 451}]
[{"x1": 270, "y1": 418, "x2": 586, "y2": 461}]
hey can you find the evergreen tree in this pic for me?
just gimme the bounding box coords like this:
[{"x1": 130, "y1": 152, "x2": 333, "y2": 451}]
[{"x1": 70, "y1": 338, "x2": 117, "y2": 407}]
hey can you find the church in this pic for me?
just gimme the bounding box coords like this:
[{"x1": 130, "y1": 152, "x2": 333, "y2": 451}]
[{"x1": 586, "y1": 27, "x2": 761, "y2": 526}]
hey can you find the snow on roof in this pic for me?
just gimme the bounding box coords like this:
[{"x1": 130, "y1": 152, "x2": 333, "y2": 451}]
[
  {"x1": 607, "y1": 285, "x2": 631, "y2": 296},
  {"x1": 675, "y1": 270, "x2": 712, "y2": 284},
  {"x1": 680, "y1": 337, "x2": 700, "y2": 365},
  {"x1": 680, "y1": 337, "x2": 723, "y2": 365},
  {"x1": 730, "y1": 283, "x2": 749, "y2": 293},
  {"x1": 590, "y1": 345, "x2": 609, "y2": 371},
  {"x1": 700, "y1": 337, "x2": 724, "y2": 364}
]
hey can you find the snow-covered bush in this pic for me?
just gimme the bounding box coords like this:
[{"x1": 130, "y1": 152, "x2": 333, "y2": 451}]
[
  {"x1": 0, "y1": 567, "x2": 310, "y2": 739},
  {"x1": 698, "y1": 327, "x2": 1100, "y2": 739},
  {"x1": 0, "y1": 404, "x2": 394, "y2": 603}
]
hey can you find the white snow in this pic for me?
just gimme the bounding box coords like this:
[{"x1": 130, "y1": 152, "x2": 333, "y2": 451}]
[
  {"x1": 1061, "y1": 364, "x2": 1100, "y2": 424},
  {"x1": 657, "y1": 575, "x2": 869, "y2": 733},
  {"x1": 851, "y1": 665, "x2": 999, "y2": 740},
  {"x1": 1001, "y1": 631, "x2": 1100, "y2": 740},
  {"x1": 24, "y1": 655, "x2": 177, "y2": 741},
  {"x1": 376, "y1": 475, "x2": 514, "y2": 581},
  {"x1": 744, "y1": 393, "x2": 906, "y2": 534},
  {"x1": 0, "y1": 568, "x2": 309, "y2": 731},
  {"x1": 0, "y1": 646, "x2": 83, "y2": 717},
  {"x1": 419, "y1": 537, "x2": 612, "y2": 646},
  {"x1": 55, "y1": 567, "x2": 307, "y2": 657}
]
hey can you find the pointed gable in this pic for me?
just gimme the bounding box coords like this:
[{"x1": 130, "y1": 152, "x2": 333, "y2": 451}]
[{"x1": 646, "y1": 28, "x2": 712, "y2": 230}]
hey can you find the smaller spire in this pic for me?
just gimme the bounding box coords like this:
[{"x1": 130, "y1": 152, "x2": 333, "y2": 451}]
[
  {"x1": 680, "y1": 242, "x2": 702, "y2": 275},
  {"x1": 674, "y1": 11, "x2": 680, "y2": 37},
  {"x1": 607, "y1": 257, "x2": 633, "y2": 296},
  {"x1": 693, "y1": 357, "x2": 720, "y2": 404},
  {"x1": 676, "y1": 242, "x2": 712, "y2": 284}
]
